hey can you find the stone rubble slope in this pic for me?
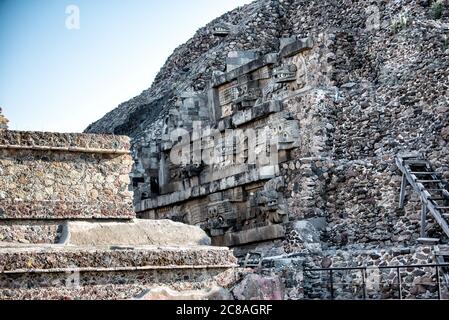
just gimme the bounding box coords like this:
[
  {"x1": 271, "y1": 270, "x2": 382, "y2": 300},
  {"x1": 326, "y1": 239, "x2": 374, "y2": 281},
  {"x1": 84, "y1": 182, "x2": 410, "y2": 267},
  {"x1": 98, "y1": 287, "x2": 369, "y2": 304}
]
[{"x1": 85, "y1": 0, "x2": 449, "y2": 146}]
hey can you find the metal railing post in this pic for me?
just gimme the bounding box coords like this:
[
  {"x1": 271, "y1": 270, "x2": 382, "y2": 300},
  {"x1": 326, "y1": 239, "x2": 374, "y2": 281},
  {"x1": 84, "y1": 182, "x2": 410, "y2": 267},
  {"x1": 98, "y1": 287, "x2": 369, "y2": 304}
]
[
  {"x1": 399, "y1": 173, "x2": 407, "y2": 208},
  {"x1": 361, "y1": 268, "x2": 367, "y2": 300},
  {"x1": 302, "y1": 263, "x2": 449, "y2": 300},
  {"x1": 436, "y1": 266, "x2": 442, "y2": 300},
  {"x1": 397, "y1": 267, "x2": 403, "y2": 300},
  {"x1": 330, "y1": 270, "x2": 334, "y2": 300},
  {"x1": 421, "y1": 204, "x2": 427, "y2": 238}
]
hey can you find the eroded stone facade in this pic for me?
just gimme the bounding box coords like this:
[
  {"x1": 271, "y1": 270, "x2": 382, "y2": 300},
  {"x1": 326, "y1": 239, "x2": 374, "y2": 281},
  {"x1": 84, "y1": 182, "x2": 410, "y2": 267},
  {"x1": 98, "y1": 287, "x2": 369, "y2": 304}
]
[
  {"x1": 87, "y1": 1, "x2": 449, "y2": 251},
  {"x1": 85, "y1": 0, "x2": 449, "y2": 299}
]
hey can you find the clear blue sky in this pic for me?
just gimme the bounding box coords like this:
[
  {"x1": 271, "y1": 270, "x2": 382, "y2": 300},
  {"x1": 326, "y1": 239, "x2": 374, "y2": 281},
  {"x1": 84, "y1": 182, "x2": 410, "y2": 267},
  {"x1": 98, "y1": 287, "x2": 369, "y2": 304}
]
[{"x1": 0, "y1": 0, "x2": 252, "y2": 132}]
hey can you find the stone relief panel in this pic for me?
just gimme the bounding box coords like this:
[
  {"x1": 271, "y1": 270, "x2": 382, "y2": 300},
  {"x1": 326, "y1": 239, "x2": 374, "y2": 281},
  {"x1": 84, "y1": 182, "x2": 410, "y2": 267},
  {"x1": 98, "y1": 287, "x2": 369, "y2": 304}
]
[{"x1": 135, "y1": 38, "x2": 315, "y2": 246}]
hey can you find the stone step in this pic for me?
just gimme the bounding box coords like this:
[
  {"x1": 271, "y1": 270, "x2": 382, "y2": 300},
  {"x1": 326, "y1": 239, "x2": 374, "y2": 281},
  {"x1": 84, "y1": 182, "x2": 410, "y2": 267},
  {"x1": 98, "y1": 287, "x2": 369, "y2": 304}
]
[
  {"x1": 411, "y1": 172, "x2": 439, "y2": 175},
  {"x1": 398, "y1": 153, "x2": 421, "y2": 159},
  {"x1": 0, "y1": 244, "x2": 237, "y2": 273},
  {"x1": 404, "y1": 160, "x2": 429, "y2": 165},
  {"x1": 417, "y1": 237, "x2": 440, "y2": 245}
]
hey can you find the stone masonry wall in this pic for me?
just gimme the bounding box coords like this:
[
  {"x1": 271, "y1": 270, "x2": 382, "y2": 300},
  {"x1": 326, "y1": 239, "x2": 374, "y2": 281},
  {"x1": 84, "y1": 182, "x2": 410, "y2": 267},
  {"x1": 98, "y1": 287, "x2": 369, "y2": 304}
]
[
  {"x1": 254, "y1": 245, "x2": 444, "y2": 300},
  {"x1": 303, "y1": 246, "x2": 442, "y2": 300},
  {"x1": 0, "y1": 221, "x2": 63, "y2": 244},
  {"x1": 0, "y1": 127, "x2": 240, "y2": 300},
  {"x1": 0, "y1": 131, "x2": 134, "y2": 220}
]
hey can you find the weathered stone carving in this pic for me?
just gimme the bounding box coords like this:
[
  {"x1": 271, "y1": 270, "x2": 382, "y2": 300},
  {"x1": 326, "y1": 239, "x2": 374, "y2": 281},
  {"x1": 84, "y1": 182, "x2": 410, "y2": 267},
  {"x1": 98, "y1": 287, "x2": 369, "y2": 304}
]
[
  {"x1": 181, "y1": 163, "x2": 204, "y2": 178},
  {"x1": 273, "y1": 64, "x2": 297, "y2": 83},
  {"x1": 269, "y1": 114, "x2": 300, "y2": 150},
  {"x1": 205, "y1": 199, "x2": 237, "y2": 236},
  {"x1": 134, "y1": 39, "x2": 312, "y2": 246},
  {"x1": 212, "y1": 23, "x2": 230, "y2": 37},
  {"x1": 81, "y1": 0, "x2": 449, "y2": 299},
  {"x1": 235, "y1": 86, "x2": 261, "y2": 108}
]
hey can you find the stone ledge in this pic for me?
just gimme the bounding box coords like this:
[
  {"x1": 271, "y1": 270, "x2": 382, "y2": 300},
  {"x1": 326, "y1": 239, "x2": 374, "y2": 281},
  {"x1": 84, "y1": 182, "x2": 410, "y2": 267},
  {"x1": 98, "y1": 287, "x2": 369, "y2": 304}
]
[
  {"x1": 211, "y1": 53, "x2": 278, "y2": 87},
  {"x1": 212, "y1": 224, "x2": 286, "y2": 247},
  {"x1": 279, "y1": 37, "x2": 313, "y2": 58},
  {"x1": 0, "y1": 200, "x2": 135, "y2": 220},
  {"x1": 232, "y1": 100, "x2": 282, "y2": 127},
  {"x1": 0, "y1": 267, "x2": 239, "y2": 300},
  {"x1": 137, "y1": 165, "x2": 279, "y2": 212},
  {"x1": 211, "y1": 37, "x2": 313, "y2": 88},
  {"x1": 0, "y1": 131, "x2": 130, "y2": 153},
  {"x1": 61, "y1": 219, "x2": 211, "y2": 246},
  {"x1": 0, "y1": 245, "x2": 237, "y2": 273},
  {"x1": 0, "y1": 144, "x2": 130, "y2": 155}
]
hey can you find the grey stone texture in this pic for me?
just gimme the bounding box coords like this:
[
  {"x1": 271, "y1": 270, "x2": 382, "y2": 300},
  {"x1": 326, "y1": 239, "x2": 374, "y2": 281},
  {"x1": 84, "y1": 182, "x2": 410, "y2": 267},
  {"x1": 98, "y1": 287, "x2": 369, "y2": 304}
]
[{"x1": 62, "y1": 219, "x2": 212, "y2": 246}]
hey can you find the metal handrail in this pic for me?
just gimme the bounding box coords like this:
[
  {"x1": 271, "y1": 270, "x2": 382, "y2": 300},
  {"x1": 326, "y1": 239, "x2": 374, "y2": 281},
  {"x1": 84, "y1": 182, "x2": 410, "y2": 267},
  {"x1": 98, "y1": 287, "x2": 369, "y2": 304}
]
[
  {"x1": 304, "y1": 263, "x2": 449, "y2": 272},
  {"x1": 304, "y1": 263, "x2": 449, "y2": 300}
]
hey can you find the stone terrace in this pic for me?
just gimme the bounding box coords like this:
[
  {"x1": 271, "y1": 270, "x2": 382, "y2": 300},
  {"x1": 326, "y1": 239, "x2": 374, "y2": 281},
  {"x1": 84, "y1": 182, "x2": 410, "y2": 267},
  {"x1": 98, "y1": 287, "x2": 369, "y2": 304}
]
[{"x1": 0, "y1": 128, "x2": 237, "y2": 300}]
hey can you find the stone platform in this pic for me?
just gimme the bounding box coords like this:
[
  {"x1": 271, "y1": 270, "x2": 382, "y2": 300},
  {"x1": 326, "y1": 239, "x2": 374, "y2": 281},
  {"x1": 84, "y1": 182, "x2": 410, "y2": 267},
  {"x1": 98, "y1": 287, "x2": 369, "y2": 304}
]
[
  {"x1": 0, "y1": 244, "x2": 237, "y2": 300},
  {"x1": 0, "y1": 217, "x2": 238, "y2": 300},
  {"x1": 61, "y1": 219, "x2": 212, "y2": 246},
  {"x1": 0, "y1": 129, "x2": 238, "y2": 300}
]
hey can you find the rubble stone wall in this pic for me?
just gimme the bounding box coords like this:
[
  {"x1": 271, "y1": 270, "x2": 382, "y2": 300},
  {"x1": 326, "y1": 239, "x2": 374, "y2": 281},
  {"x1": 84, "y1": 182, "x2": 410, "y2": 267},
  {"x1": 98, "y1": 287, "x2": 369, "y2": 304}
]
[
  {"x1": 254, "y1": 245, "x2": 443, "y2": 300},
  {"x1": 0, "y1": 130, "x2": 134, "y2": 220},
  {"x1": 0, "y1": 108, "x2": 8, "y2": 130},
  {"x1": 0, "y1": 221, "x2": 63, "y2": 244}
]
